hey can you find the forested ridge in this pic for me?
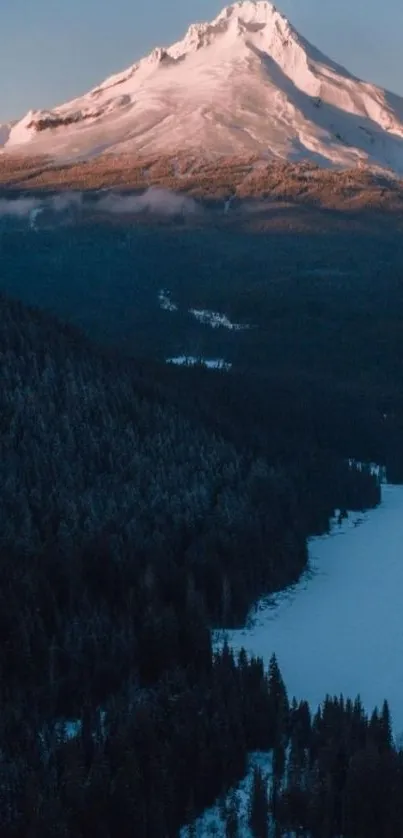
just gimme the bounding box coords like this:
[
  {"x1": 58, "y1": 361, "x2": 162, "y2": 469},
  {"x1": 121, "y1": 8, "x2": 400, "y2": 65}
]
[
  {"x1": 0, "y1": 288, "x2": 399, "y2": 837},
  {"x1": 2, "y1": 155, "x2": 403, "y2": 216}
]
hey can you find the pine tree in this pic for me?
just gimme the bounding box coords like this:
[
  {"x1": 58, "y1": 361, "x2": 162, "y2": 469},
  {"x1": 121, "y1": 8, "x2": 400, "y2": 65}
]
[
  {"x1": 267, "y1": 654, "x2": 289, "y2": 747},
  {"x1": 288, "y1": 734, "x2": 304, "y2": 788},
  {"x1": 249, "y1": 766, "x2": 269, "y2": 838},
  {"x1": 273, "y1": 741, "x2": 286, "y2": 785},
  {"x1": 380, "y1": 699, "x2": 393, "y2": 751}
]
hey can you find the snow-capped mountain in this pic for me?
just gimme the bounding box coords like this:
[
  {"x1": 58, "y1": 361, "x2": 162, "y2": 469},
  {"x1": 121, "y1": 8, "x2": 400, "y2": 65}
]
[{"x1": 2, "y1": 0, "x2": 403, "y2": 171}]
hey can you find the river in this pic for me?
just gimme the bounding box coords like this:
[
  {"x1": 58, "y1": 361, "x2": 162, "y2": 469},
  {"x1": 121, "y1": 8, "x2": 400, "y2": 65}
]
[{"x1": 215, "y1": 484, "x2": 403, "y2": 735}]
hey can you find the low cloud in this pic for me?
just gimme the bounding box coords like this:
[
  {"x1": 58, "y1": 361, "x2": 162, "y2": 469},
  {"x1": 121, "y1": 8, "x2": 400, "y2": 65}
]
[
  {"x1": 94, "y1": 187, "x2": 200, "y2": 217},
  {"x1": 0, "y1": 197, "x2": 41, "y2": 218},
  {"x1": 0, "y1": 186, "x2": 201, "y2": 224},
  {"x1": 0, "y1": 193, "x2": 83, "y2": 221},
  {"x1": 49, "y1": 192, "x2": 83, "y2": 213}
]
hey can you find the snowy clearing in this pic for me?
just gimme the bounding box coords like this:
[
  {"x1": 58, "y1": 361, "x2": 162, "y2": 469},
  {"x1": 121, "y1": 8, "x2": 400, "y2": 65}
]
[
  {"x1": 215, "y1": 484, "x2": 403, "y2": 736},
  {"x1": 189, "y1": 309, "x2": 252, "y2": 330}
]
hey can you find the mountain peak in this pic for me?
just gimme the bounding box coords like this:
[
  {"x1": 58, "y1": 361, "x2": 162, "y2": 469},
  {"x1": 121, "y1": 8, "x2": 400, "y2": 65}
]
[
  {"x1": 2, "y1": 1, "x2": 403, "y2": 173},
  {"x1": 167, "y1": 1, "x2": 293, "y2": 59},
  {"x1": 215, "y1": 1, "x2": 286, "y2": 25}
]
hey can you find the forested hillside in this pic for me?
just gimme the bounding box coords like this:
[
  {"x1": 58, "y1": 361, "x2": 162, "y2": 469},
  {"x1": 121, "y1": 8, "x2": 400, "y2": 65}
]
[
  {"x1": 2, "y1": 155, "x2": 403, "y2": 215},
  {"x1": 2, "y1": 164, "x2": 403, "y2": 835},
  {"x1": 2, "y1": 219, "x2": 403, "y2": 432},
  {"x1": 0, "y1": 291, "x2": 385, "y2": 836}
]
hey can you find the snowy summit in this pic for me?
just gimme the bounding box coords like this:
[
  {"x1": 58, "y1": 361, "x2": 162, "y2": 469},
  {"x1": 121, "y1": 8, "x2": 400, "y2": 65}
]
[{"x1": 2, "y1": 0, "x2": 403, "y2": 171}]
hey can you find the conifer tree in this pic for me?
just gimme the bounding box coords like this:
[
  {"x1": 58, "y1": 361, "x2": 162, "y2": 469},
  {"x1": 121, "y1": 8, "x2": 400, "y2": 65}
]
[
  {"x1": 267, "y1": 653, "x2": 289, "y2": 747},
  {"x1": 249, "y1": 766, "x2": 269, "y2": 838},
  {"x1": 380, "y1": 699, "x2": 393, "y2": 751}
]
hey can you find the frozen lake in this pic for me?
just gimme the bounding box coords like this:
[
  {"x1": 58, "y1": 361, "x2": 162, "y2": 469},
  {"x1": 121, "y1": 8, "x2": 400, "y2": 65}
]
[{"x1": 216, "y1": 484, "x2": 403, "y2": 735}]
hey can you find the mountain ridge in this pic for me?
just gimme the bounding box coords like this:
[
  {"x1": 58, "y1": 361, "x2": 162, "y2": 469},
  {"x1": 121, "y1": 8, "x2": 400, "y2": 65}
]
[{"x1": 2, "y1": 1, "x2": 403, "y2": 171}]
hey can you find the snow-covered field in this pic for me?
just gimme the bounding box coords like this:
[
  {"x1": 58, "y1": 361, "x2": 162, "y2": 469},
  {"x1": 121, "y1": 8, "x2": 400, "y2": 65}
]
[{"x1": 215, "y1": 484, "x2": 403, "y2": 736}]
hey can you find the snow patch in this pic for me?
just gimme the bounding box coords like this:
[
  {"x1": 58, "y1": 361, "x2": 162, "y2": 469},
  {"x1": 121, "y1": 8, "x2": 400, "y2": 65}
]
[
  {"x1": 180, "y1": 751, "x2": 273, "y2": 838},
  {"x1": 158, "y1": 289, "x2": 178, "y2": 311},
  {"x1": 166, "y1": 356, "x2": 232, "y2": 370},
  {"x1": 348, "y1": 458, "x2": 385, "y2": 479},
  {"x1": 190, "y1": 309, "x2": 252, "y2": 330}
]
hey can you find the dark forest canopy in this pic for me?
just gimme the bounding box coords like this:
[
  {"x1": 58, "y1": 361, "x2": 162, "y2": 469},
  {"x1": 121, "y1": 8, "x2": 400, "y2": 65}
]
[
  {"x1": 1, "y1": 220, "x2": 403, "y2": 397},
  {"x1": 0, "y1": 205, "x2": 402, "y2": 836},
  {"x1": 2, "y1": 218, "x2": 403, "y2": 473},
  {"x1": 0, "y1": 289, "x2": 386, "y2": 836}
]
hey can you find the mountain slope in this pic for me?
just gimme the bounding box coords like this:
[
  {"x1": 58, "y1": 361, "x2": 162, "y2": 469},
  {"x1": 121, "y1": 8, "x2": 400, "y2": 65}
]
[{"x1": 2, "y1": 1, "x2": 403, "y2": 171}]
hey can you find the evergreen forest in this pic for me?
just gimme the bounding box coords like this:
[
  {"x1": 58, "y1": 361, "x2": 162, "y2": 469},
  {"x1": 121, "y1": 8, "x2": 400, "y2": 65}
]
[{"x1": 1, "y1": 211, "x2": 403, "y2": 836}]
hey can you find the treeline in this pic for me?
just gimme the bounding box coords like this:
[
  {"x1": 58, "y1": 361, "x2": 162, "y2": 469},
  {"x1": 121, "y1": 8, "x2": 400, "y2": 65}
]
[
  {"x1": 0, "y1": 291, "x2": 383, "y2": 835},
  {"x1": 2, "y1": 646, "x2": 403, "y2": 837},
  {"x1": 159, "y1": 359, "x2": 387, "y2": 519},
  {"x1": 201, "y1": 650, "x2": 403, "y2": 838}
]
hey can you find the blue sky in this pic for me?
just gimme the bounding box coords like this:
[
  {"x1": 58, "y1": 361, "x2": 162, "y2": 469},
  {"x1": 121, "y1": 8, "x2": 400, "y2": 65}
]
[{"x1": 1, "y1": 0, "x2": 402, "y2": 120}]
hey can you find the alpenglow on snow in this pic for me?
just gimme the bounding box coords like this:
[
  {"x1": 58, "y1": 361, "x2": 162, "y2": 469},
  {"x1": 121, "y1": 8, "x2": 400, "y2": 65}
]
[{"x1": 2, "y1": 1, "x2": 403, "y2": 171}]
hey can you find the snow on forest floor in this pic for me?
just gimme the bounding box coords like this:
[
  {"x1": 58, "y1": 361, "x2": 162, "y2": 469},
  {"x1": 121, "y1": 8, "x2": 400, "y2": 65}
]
[
  {"x1": 166, "y1": 356, "x2": 232, "y2": 370},
  {"x1": 214, "y1": 483, "x2": 403, "y2": 737},
  {"x1": 158, "y1": 289, "x2": 178, "y2": 311},
  {"x1": 189, "y1": 309, "x2": 253, "y2": 331},
  {"x1": 157, "y1": 292, "x2": 253, "y2": 333},
  {"x1": 49, "y1": 481, "x2": 403, "y2": 836},
  {"x1": 180, "y1": 752, "x2": 273, "y2": 838}
]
